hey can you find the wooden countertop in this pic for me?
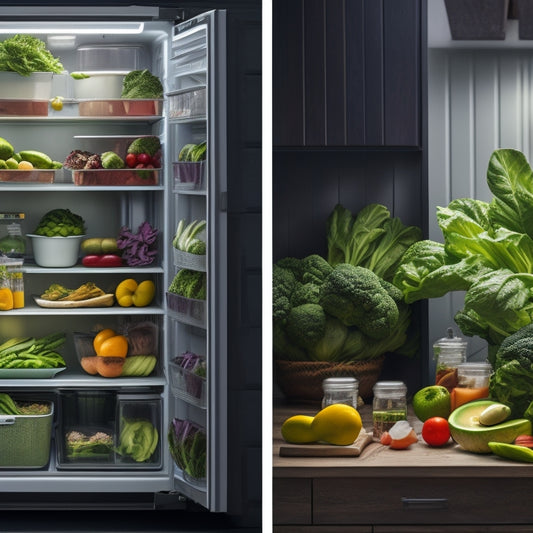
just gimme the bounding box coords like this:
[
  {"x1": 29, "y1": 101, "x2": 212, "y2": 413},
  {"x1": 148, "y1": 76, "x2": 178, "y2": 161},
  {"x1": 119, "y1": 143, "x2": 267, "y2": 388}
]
[{"x1": 273, "y1": 403, "x2": 533, "y2": 479}]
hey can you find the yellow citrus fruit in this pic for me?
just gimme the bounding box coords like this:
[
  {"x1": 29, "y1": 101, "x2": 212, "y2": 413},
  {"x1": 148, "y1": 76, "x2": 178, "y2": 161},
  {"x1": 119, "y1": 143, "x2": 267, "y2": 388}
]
[
  {"x1": 97, "y1": 335, "x2": 128, "y2": 358},
  {"x1": 17, "y1": 160, "x2": 33, "y2": 170},
  {"x1": 311, "y1": 404, "x2": 363, "y2": 446},
  {"x1": 93, "y1": 328, "x2": 116, "y2": 354},
  {"x1": 281, "y1": 415, "x2": 316, "y2": 444},
  {"x1": 50, "y1": 96, "x2": 63, "y2": 111}
]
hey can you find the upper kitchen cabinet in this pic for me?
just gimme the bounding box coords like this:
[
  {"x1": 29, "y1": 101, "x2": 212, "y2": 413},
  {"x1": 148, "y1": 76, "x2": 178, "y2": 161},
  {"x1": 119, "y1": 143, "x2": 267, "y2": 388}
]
[{"x1": 273, "y1": 0, "x2": 424, "y2": 148}]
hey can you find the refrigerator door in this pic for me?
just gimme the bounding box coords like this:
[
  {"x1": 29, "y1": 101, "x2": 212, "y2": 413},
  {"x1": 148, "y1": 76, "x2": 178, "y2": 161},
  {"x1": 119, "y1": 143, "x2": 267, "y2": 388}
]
[{"x1": 165, "y1": 10, "x2": 227, "y2": 512}]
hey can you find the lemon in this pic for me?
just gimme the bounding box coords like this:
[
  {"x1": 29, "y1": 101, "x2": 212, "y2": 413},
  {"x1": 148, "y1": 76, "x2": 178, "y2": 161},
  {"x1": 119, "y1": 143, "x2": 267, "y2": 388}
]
[
  {"x1": 50, "y1": 96, "x2": 63, "y2": 111},
  {"x1": 311, "y1": 404, "x2": 363, "y2": 446},
  {"x1": 281, "y1": 415, "x2": 315, "y2": 444}
]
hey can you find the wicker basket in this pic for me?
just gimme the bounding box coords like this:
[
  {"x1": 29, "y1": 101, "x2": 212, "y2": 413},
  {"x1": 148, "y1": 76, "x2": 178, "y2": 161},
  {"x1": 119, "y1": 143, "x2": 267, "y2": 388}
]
[{"x1": 274, "y1": 357, "x2": 385, "y2": 403}]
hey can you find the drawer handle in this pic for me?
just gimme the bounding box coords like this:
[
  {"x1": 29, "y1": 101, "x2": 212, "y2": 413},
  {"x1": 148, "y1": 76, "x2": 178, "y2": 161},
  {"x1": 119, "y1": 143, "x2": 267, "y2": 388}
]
[
  {"x1": 402, "y1": 497, "x2": 448, "y2": 510},
  {"x1": 0, "y1": 416, "x2": 15, "y2": 426}
]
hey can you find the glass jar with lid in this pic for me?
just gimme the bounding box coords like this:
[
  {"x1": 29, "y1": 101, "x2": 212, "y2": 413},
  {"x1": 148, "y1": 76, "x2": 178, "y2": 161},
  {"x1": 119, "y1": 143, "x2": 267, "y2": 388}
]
[
  {"x1": 433, "y1": 327, "x2": 467, "y2": 392},
  {"x1": 372, "y1": 381, "x2": 407, "y2": 439},
  {"x1": 321, "y1": 377, "x2": 359, "y2": 409}
]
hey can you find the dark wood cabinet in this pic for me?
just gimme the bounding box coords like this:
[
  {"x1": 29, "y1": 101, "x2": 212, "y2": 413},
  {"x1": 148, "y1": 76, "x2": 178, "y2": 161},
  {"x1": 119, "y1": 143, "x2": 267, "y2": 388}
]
[{"x1": 273, "y1": 0, "x2": 423, "y2": 147}]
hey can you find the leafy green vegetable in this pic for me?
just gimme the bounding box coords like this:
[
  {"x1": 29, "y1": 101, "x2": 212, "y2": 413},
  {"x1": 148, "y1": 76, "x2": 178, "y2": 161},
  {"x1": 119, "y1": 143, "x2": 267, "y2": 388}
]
[
  {"x1": 327, "y1": 203, "x2": 422, "y2": 281},
  {"x1": 33, "y1": 208, "x2": 85, "y2": 237},
  {"x1": 394, "y1": 149, "x2": 533, "y2": 351},
  {"x1": 121, "y1": 69, "x2": 163, "y2": 99},
  {"x1": 168, "y1": 269, "x2": 206, "y2": 300},
  {"x1": 172, "y1": 219, "x2": 206, "y2": 255},
  {"x1": 127, "y1": 136, "x2": 161, "y2": 157},
  {"x1": 273, "y1": 256, "x2": 414, "y2": 362},
  {"x1": 101, "y1": 151, "x2": 125, "y2": 169},
  {"x1": 0, "y1": 34, "x2": 64, "y2": 76}
]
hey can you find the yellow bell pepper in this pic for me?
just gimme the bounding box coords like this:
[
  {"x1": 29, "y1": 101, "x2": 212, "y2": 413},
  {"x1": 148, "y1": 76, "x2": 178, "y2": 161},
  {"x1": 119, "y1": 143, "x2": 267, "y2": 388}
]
[
  {"x1": 115, "y1": 279, "x2": 155, "y2": 307},
  {"x1": 0, "y1": 287, "x2": 14, "y2": 311}
]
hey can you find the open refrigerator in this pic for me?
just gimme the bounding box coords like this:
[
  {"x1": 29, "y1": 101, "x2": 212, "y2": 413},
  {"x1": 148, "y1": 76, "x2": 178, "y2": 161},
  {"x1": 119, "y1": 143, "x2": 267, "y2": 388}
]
[{"x1": 0, "y1": 5, "x2": 229, "y2": 513}]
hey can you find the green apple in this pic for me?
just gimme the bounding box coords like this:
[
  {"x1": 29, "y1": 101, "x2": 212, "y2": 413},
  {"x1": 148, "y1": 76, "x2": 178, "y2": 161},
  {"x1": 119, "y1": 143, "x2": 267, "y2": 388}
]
[{"x1": 412, "y1": 385, "x2": 451, "y2": 422}]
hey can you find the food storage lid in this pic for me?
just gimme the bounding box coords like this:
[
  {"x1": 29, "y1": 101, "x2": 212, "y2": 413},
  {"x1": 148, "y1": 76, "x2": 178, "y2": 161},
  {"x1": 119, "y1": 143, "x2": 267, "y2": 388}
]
[
  {"x1": 433, "y1": 327, "x2": 467, "y2": 356},
  {"x1": 322, "y1": 376, "x2": 358, "y2": 391},
  {"x1": 372, "y1": 380, "x2": 407, "y2": 397}
]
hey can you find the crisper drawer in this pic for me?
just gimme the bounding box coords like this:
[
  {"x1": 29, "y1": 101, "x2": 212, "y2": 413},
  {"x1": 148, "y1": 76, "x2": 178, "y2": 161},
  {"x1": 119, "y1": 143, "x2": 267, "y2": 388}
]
[
  {"x1": 56, "y1": 390, "x2": 161, "y2": 470},
  {"x1": 313, "y1": 477, "x2": 533, "y2": 525}
]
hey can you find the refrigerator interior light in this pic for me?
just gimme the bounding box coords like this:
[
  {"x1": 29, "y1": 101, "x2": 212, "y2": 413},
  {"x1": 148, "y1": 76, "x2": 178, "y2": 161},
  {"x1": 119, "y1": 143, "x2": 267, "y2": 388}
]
[{"x1": 0, "y1": 22, "x2": 144, "y2": 35}]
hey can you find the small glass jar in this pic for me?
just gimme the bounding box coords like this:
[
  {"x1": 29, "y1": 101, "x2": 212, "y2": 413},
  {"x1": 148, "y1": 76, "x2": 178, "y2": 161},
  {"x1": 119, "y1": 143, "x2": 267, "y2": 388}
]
[
  {"x1": 321, "y1": 377, "x2": 359, "y2": 409},
  {"x1": 433, "y1": 328, "x2": 467, "y2": 392},
  {"x1": 451, "y1": 362, "x2": 492, "y2": 411},
  {"x1": 0, "y1": 223, "x2": 25, "y2": 258},
  {"x1": 372, "y1": 381, "x2": 407, "y2": 439}
]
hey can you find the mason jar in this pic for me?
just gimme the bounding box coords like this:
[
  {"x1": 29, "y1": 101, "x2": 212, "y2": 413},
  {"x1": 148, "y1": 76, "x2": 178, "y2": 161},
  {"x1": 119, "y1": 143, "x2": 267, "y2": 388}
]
[
  {"x1": 372, "y1": 381, "x2": 407, "y2": 439},
  {"x1": 321, "y1": 377, "x2": 359, "y2": 409}
]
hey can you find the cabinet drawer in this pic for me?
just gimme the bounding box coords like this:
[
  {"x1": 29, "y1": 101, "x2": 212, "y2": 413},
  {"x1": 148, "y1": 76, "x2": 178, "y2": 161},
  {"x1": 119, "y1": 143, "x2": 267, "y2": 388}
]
[
  {"x1": 273, "y1": 478, "x2": 312, "y2": 525},
  {"x1": 314, "y1": 477, "x2": 533, "y2": 525}
]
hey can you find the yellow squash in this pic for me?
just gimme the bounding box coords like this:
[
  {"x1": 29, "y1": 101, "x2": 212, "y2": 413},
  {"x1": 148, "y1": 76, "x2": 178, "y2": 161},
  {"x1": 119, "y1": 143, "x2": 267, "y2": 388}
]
[{"x1": 115, "y1": 279, "x2": 155, "y2": 307}]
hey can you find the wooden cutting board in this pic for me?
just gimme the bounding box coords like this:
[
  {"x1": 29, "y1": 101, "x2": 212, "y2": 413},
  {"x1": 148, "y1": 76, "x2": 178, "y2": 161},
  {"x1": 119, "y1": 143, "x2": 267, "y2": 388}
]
[
  {"x1": 33, "y1": 294, "x2": 115, "y2": 308},
  {"x1": 279, "y1": 430, "x2": 374, "y2": 457}
]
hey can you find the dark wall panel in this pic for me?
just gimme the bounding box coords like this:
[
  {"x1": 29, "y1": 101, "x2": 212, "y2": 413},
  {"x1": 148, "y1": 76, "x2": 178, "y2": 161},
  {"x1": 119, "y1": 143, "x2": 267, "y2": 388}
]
[{"x1": 273, "y1": 150, "x2": 423, "y2": 261}]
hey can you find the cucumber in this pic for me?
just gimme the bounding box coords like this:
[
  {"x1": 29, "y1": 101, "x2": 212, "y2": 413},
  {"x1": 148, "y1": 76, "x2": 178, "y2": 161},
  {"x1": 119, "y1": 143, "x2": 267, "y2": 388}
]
[{"x1": 18, "y1": 150, "x2": 53, "y2": 169}]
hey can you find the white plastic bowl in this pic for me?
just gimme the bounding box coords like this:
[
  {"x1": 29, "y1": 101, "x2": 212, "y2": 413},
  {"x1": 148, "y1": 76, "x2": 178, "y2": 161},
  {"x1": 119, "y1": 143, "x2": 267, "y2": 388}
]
[
  {"x1": 71, "y1": 71, "x2": 128, "y2": 99},
  {"x1": 27, "y1": 234, "x2": 85, "y2": 267},
  {"x1": 0, "y1": 72, "x2": 54, "y2": 99}
]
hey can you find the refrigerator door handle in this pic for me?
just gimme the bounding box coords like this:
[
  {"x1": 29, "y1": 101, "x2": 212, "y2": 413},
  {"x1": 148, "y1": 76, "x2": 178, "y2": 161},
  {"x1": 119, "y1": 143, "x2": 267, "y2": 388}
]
[{"x1": 0, "y1": 416, "x2": 15, "y2": 425}]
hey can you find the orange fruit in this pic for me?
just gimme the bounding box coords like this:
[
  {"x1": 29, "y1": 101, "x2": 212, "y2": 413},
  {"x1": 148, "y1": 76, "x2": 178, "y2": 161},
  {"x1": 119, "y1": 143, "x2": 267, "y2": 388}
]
[
  {"x1": 80, "y1": 356, "x2": 98, "y2": 375},
  {"x1": 96, "y1": 356, "x2": 124, "y2": 378},
  {"x1": 97, "y1": 335, "x2": 128, "y2": 358},
  {"x1": 93, "y1": 328, "x2": 116, "y2": 354}
]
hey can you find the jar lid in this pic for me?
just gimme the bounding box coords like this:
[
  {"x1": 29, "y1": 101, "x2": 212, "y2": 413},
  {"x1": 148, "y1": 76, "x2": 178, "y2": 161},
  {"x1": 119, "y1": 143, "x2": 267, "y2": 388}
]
[
  {"x1": 322, "y1": 377, "x2": 358, "y2": 390},
  {"x1": 433, "y1": 327, "x2": 467, "y2": 348},
  {"x1": 372, "y1": 380, "x2": 407, "y2": 395},
  {"x1": 457, "y1": 362, "x2": 492, "y2": 375}
]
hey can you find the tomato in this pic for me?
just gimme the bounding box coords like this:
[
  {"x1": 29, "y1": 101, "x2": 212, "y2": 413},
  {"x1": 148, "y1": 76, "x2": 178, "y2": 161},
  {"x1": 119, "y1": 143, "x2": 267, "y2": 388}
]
[
  {"x1": 125, "y1": 153, "x2": 137, "y2": 168},
  {"x1": 422, "y1": 416, "x2": 451, "y2": 447},
  {"x1": 137, "y1": 153, "x2": 151, "y2": 165}
]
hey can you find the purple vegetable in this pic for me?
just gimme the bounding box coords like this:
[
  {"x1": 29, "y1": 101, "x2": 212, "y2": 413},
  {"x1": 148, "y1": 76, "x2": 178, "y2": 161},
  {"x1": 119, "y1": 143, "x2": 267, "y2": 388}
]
[{"x1": 117, "y1": 221, "x2": 159, "y2": 266}]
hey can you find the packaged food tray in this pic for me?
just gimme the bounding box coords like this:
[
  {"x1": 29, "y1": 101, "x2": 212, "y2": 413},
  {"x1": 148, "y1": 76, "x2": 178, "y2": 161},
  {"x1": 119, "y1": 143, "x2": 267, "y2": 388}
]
[
  {"x1": 0, "y1": 170, "x2": 55, "y2": 183},
  {"x1": 78, "y1": 99, "x2": 163, "y2": 117},
  {"x1": 166, "y1": 292, "x2": 206, "y2": 328},
  {"x1": 72, "y1": 168, "x2": 159, "y2": 186},
  {"x1": 169, "y1": 359, "x2": 207, "y2": 408},
  {"x1": 0, "y1": 401, "x2": 54, "y2": 468}
]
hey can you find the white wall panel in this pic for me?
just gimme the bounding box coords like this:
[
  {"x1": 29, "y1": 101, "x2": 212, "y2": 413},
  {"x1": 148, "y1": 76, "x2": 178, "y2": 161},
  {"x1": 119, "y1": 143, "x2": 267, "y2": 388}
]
[{"x1": 427, "y1": 48, "x2": 533, "y2": 378}]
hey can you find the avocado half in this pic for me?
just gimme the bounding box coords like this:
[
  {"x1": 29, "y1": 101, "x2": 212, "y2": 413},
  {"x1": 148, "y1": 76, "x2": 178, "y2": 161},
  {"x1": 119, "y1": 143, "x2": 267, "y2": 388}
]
[{"x1": 448, "y1": 400, "x2": 532, "y2": 454}]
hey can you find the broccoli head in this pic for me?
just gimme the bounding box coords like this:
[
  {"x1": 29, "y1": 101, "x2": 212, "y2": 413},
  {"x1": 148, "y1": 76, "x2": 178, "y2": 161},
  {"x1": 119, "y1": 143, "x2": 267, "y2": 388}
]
[
  {"x1": 285, "y1": 303, "x2": 326, "y2": 351},
  {"x1": 290, "y1": 282, "x2": 320, "y2": 307},
  {"x1": 276, "y1": 256, "x2": 305, "y2": 281},
  {"x1": 273, "y1": 264, "x2": 296, "y2": 324},
  {"x1": 273, "y1": 321, "x2": 307, "y2": 361},
  {"x1": 319, "y1": 263, "x2": 399, "y2": 340},
  {"x1": 121, "y1": 69, "x2": 163, "y2": 99},
  {"x1": 127, "y1": 136, "x2": 161, "y2": 157},
  {"x1": 301, "y1": 254, "x2": 333, "y2": 285}
]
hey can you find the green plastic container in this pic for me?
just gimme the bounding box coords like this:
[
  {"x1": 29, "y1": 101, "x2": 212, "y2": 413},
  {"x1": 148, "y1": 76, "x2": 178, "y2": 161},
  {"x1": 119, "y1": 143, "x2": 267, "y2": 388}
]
[{"x1": 0, "y1": 402, "x2": 53, "y2": 468}]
